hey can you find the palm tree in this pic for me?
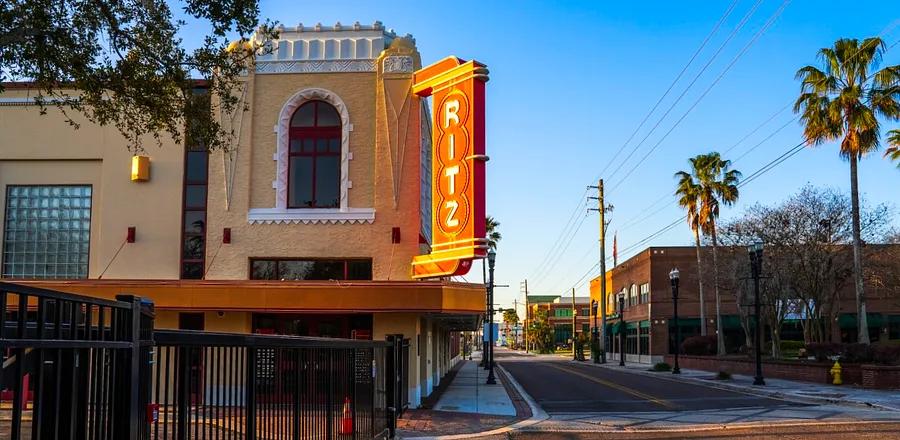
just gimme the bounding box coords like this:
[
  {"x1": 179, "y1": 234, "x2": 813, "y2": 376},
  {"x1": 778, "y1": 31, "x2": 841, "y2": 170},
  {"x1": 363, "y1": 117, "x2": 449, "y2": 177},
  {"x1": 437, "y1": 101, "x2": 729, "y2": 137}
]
[
  {"x1": 675, "y1": 163, "x2": 707, "y2": 337},
  {"x1": 675, "y1": 153, "x2": 741, "y2": 355},
  {"x1": 886, "y1": 129, "x2": 900, "y2": 164},
  {"x1": 794, "y1": 37, "x2": 900, "y2": 344},
  {"x1": 486, "y1": 216, "x2": 502, "y2": 250}
]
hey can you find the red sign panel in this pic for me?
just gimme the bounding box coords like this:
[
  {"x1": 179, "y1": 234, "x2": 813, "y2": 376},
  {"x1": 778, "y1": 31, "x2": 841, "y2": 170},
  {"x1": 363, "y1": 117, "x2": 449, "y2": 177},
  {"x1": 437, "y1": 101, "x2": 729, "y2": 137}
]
[{"x1": 412, "y1": 57, "x2": 489, "y2": 279}]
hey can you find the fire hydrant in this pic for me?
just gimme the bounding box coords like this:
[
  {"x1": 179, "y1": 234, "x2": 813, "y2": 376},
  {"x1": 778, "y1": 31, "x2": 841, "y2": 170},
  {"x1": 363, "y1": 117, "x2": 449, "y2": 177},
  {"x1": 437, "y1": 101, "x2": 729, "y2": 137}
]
[{"x1": 830, "y1": 360, "x2": 842, "y2": 385}]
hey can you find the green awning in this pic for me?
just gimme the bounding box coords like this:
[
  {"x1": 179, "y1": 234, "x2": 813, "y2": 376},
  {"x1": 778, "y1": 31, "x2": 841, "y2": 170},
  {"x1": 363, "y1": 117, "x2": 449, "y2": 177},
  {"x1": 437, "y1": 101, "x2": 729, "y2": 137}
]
[
  {"x1": 609, "y1": 322, "x2": 621, "y2": 333},
  {"x1": 640, "y1": 320, "x2": 651, "y2": 329},
  {"x1": 838, "y1": 313, "x2": 884, "y2": 329},
  {"x1": 722, "y1": 315, "x2": 743, "y2": 330},
  {"x1": 626, "y1": 321, "x2": 638, "y2": 330},
  {"x1": 889, "y1": 315, "x2": 900, "y2": 324},
  {"x1": 670, "y1": 318, "x2": 700, "y2": 327}
]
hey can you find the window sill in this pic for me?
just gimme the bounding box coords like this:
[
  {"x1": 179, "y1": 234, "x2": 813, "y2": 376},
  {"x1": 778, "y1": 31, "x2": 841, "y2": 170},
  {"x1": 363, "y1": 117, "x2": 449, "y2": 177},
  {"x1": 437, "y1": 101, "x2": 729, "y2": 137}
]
[{"x1": 247, "y1": 208, "x2": 375, "y2": 225}]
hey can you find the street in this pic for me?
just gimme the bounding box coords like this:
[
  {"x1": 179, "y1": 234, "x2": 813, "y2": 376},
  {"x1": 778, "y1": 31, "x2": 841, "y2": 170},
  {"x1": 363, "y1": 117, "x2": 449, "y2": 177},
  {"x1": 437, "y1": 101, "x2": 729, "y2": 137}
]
[
  {"x1": 494, "y1": 349, "x2": 900, "y2": 438},
  {"x1": 499, "y1": 351, "x2": 788, "y2": 413}
]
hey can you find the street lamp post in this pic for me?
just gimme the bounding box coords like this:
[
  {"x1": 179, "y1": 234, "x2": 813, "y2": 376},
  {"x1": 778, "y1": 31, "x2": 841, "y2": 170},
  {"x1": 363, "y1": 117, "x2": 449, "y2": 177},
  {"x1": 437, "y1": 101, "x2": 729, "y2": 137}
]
[
  {"x1": 487, "y1": 249, "x2": 497, "y2": 385},
  {"x1": 619, "y1": 294, "x2": 626, "y2": 366},
  {"x1": 749, "y1": 241, "x2": 765, "y2": 386},
  {"x1": 670, "y1": 268, "x2": 681, "y2": 374}
]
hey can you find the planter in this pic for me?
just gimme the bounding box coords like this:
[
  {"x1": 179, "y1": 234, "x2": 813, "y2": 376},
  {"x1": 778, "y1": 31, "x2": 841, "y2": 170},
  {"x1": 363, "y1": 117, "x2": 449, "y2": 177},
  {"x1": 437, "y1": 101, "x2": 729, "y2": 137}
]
[{"x1": 662, "y1": 355, "x2": 890, "y2": 387}]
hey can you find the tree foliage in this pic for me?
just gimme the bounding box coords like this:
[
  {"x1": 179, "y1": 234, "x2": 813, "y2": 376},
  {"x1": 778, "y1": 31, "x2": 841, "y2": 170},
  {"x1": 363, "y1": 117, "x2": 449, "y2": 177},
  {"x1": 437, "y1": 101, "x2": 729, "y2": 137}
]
[
  {"x1": 675, "y1": 152, "x2": 741, "y2": 355},
  {"x1": 718, "y1": 186, "x2": 895, "y2": 354},
  {"x1": 502, "y1": 308, "x2": 519, "y2": 326},
  {"x1": 486, "y1": 216, "x2": 501, "y2": 250},
  {"x1": 0, "y1": 0, "x2": 277, "y2": 152},
  {"x1": 527, "y1": 309, "x2": 553, "y2": 354}
]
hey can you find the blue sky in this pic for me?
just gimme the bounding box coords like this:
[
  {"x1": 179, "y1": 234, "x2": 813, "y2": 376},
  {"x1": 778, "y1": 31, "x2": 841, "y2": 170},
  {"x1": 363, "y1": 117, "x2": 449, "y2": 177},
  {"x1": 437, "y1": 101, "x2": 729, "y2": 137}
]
[{"x1": 243, "y1": 1, "x2": 899, "y2": 311}]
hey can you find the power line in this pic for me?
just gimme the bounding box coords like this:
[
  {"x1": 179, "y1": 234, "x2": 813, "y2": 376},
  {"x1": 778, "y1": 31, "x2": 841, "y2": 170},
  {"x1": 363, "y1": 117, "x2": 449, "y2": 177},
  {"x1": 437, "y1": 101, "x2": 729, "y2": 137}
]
[
  {"x1": 594, "y1": 0, "x2": 742, "y2": 181},
  {"x1": 608, "y1": 0, "x2": 792, "y2": 194},
  {"x1": 556, "y1": 137, "x2": 809, "y2": 296},
  {"x1": 527, "y1": 3, "x2": 744, "y2": 284},
  {"x1": 603, "y1": 0, "x2": 767, "y2": 185}
]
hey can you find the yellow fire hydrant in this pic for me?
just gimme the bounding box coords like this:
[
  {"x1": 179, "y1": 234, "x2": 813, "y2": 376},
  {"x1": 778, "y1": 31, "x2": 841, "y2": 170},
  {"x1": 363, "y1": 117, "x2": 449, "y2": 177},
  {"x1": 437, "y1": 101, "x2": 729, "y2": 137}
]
[{"x1": 830, "y1": 360, "x2": 842, "y2": 385}]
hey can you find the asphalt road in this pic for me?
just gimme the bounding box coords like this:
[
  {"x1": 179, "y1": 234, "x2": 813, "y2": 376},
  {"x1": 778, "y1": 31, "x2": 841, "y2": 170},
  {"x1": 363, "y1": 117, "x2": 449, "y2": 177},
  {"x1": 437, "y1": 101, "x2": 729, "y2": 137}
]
[
  {"x1": 488, "y1": 422, "x2": 900, "y2": 439},
  {"x1": 497, "y1": 351, "x2": 799, "y2": 414}
]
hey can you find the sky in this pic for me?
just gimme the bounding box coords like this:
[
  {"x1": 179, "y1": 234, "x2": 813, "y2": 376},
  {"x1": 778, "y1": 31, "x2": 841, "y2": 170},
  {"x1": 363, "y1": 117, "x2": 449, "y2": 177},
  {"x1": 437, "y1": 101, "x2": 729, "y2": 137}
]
[{"x1": 203, "y1": 1, "x2": 899, "y2": 316}]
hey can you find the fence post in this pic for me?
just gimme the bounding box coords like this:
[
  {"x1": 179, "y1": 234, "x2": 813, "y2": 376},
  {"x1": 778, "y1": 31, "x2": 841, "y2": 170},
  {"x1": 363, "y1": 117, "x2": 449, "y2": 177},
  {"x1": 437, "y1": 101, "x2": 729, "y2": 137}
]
[
  {"x1": 114, "y1": 295, "x2": 145, "y2": 440},
  {"x1": 246, "y1": 347, "x2": 257, "y2": 440}
]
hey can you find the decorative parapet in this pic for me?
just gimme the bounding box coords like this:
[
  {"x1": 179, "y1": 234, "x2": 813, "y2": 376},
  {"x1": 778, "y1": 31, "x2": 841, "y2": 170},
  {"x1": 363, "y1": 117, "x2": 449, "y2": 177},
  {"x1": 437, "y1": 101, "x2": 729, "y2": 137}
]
[{"x1": 255, "y1": 20, "x2": 415, "y2": 74}]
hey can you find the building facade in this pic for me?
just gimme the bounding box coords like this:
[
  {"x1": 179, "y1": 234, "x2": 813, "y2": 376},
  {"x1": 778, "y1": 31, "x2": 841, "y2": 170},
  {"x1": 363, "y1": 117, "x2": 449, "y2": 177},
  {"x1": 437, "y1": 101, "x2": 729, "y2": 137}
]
[
  {"x1": 590, "y1": 246, "x2": 900, "y2": 364},
  {"x1": 0, "y1": 22, "x2": 484, "y2": 406},
  {"x1": 526, "y1": 295, "x2": 592, "y2": 348}
]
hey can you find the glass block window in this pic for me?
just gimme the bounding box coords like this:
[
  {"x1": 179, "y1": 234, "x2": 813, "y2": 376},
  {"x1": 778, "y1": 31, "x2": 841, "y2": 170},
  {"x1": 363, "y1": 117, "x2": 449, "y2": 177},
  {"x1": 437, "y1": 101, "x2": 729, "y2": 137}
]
[{"x1": 3, "y1": 185, "x2": 92, "y2": 279}]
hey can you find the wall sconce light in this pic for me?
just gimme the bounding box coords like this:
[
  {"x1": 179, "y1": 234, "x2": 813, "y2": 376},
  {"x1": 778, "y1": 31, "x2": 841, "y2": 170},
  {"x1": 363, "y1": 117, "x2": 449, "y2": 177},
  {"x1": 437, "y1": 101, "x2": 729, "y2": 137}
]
[
  {"x1": 126, "y1": 226, "x2": 136, "y2": 243},
  {"x1": 131, "y1": 155, "x2": 151, "y2": 182},
  {"x1": 223, "y1": 228, "x2": 232, "y2": 244}
]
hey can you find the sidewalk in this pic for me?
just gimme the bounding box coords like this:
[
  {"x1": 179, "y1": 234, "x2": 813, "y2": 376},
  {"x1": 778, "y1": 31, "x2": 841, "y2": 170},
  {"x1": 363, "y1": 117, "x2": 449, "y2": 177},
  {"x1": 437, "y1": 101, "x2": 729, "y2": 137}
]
[
  {"x1": 397, "y1": 350, "x2": 534, "y2": 439},
  {"x1": 584, "y1": 359, "x2": 900, "y2": 411}
]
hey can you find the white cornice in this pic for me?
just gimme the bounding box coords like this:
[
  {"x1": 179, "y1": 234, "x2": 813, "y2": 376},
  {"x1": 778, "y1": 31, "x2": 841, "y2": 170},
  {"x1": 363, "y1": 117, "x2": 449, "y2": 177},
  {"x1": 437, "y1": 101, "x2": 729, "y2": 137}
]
[{"x1": 247, "y1": 208, "x2": 375, "y2": 225}]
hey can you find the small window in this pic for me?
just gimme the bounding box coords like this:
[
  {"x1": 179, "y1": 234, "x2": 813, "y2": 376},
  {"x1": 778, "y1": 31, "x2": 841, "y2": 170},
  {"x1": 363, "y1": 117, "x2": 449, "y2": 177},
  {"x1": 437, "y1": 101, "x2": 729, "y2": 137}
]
[{"x1": 630, "y1": 284, "x2": 639, "y2": 307}]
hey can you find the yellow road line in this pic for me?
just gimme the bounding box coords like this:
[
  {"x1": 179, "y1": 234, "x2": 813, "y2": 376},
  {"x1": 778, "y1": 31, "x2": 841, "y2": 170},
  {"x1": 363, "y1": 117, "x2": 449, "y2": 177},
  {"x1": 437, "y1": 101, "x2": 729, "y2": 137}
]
[{"x1": 546, "y1": 363, "x2": 678, "y2": 409}]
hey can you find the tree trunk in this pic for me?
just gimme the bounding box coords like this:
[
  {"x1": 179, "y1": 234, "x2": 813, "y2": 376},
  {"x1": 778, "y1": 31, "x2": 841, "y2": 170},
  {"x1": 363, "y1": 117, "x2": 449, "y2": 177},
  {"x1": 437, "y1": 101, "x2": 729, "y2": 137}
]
[
  {"x1": 694, "y1": 227, "x2": 707, "y2": 336},
  {"x1": 849, "y1": 154, "x2": 869, "y2": 344},
  {"x1": 710, "y1": 218, "x2": 726, "y2": 356}
]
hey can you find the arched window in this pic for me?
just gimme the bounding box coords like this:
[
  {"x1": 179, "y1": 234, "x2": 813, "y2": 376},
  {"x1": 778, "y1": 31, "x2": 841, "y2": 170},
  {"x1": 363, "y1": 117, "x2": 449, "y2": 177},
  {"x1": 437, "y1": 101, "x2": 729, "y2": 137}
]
[{"x1": 288, "y1": 100, "x2": 342, "y2": 208}]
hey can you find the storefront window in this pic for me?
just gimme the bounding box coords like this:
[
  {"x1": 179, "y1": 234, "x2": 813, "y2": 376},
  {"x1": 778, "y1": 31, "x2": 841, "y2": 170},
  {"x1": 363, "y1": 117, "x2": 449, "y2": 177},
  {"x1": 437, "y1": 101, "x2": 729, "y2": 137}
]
[
  {"x1": 2, "y1": 185, "x2": 91, "y2": 279},
  {"x1": 250, "y1": 258, "x2": 372, "y2": 280}
]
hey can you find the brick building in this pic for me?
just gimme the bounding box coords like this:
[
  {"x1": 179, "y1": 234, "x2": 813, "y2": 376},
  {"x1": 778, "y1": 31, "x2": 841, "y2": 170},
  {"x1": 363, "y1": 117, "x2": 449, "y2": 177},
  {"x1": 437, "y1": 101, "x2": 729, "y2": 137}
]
[
  {"x1": 590, "y1": 246, "x2": 900, "y2": 364},
  {"x1": 526, "y1": 295, "x2": 592, "y2": 348}
]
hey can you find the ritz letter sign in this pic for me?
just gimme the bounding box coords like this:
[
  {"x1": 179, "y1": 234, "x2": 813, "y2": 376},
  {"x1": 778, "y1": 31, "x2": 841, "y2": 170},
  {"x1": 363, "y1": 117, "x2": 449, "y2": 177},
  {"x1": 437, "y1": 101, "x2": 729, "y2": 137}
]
[{"x1": 411, "y1": 57, "x2": 489, "y2": 279}]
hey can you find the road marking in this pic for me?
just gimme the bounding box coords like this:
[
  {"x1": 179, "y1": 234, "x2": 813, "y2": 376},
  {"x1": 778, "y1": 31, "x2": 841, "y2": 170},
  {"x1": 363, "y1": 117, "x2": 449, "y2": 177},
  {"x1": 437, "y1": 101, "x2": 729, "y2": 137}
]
[{"x1": 545, "y1": 363, "x2": 678, "y2": 410}]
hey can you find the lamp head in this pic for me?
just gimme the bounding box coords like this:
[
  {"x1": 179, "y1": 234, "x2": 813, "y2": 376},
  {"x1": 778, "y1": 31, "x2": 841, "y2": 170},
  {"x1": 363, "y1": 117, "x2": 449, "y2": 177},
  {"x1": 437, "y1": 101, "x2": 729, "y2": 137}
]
[
  {"x1": 669, "y1": 268, "x2": 680, "y2": 281},
  {"x1": 748, "y1": 240, "x2": 763, "y2": 254},
  {"x1": 487, "y1": 249, "x2": 496, "y2": 268}
]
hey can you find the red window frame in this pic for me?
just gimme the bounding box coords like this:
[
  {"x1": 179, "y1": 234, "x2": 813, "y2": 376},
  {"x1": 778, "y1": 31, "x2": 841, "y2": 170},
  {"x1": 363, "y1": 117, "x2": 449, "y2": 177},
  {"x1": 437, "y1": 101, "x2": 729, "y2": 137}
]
[{"x1": 288, "y1": 100, "x2": 341, "y2": 209}]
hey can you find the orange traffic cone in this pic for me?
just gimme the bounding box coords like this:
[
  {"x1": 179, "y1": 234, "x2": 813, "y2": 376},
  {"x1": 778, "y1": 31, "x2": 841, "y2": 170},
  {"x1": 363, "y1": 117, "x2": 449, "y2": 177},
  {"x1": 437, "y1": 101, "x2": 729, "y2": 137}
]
[{"x1": 339, "y1": 396, "x2": 353, "y2": 435}]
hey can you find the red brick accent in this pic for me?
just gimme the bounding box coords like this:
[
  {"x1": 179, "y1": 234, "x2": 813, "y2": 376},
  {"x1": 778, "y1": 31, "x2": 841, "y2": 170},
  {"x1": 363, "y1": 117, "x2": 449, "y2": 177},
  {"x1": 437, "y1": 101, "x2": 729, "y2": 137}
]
[
  {"x1": 861, "y1": 365, "x2": 900, "y2": 390},
  {"x1": 663, "y1": 355, "x2": 900, "y2": 388}
]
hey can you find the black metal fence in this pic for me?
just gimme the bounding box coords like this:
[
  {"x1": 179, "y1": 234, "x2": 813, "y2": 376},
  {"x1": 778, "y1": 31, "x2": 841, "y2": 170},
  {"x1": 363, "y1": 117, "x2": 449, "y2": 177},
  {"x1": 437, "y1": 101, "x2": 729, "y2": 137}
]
[{"x1": 0, "y1": 282, "x2": 401, "y2": 440}]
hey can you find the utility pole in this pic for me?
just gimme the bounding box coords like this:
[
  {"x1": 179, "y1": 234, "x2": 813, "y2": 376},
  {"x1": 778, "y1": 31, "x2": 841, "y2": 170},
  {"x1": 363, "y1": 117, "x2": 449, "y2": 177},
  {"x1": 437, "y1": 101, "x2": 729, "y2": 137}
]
[
  {"x1": 572, "y1": 287, "x2": 577, "y2": 361},
  {"x1": 588, "y1": 179, "x2": 611, "y2": 364},
  {"x1": 520, "y1": 280, "x2": 529, "y2": 352}
]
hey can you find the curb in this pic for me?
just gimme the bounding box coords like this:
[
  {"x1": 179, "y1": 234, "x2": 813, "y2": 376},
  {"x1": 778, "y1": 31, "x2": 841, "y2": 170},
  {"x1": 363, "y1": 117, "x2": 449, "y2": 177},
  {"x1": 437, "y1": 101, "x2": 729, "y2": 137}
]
[
  {"x1": 400, "y1": 364, "x2": 548, "y2": 440},
  {"x1": 580, "y1": 361, "x2": 900, "y2": 413}
]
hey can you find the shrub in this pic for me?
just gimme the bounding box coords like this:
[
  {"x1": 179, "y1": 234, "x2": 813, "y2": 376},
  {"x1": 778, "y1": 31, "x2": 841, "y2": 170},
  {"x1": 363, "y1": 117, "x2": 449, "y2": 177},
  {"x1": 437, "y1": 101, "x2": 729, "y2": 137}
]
[
  {"x1": 806, "y1": 342, "x2": 843, "y2": 362},
  {"x1": 841, "y1": 343, "x2": 874, "y2": 363},
  {"x1": 681, "y1": 335, "x2": 717, "y2": 356},
  {"x1": 716, "y1": 370, "x2": 732, "y2": 380},
  {"x1": 872, "y1": 343, "x2": 900, "y2": 366},
  {"x1": 651, "y1": 362, "x2": 671, "y2": 372},
  {"x1": 780, "y1": 340, "x2": 805, "y2": 351}
]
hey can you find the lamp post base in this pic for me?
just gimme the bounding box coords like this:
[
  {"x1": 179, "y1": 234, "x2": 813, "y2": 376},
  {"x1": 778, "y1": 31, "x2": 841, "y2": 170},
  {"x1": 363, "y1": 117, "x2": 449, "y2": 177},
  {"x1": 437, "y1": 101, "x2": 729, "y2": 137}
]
[
  {"x1": 753, "y1": 376, "x2": 765, "y2": 386},
  {"x1": 672, "y1": 365, "x2": 681, "y2": 374},
  {"x1": 486, "y1": 369, "x2": 496, "y2": 385}
]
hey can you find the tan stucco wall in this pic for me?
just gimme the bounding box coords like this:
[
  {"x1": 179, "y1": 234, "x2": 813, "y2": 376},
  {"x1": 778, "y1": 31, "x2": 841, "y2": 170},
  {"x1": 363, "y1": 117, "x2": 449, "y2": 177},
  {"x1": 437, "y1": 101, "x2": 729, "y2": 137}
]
[
  {"x1": 0, "y1": 92, "x2": 184, "y2": 279},
  {"x1": 205, "y1": 57, "x2": 424, "y2": 281}
]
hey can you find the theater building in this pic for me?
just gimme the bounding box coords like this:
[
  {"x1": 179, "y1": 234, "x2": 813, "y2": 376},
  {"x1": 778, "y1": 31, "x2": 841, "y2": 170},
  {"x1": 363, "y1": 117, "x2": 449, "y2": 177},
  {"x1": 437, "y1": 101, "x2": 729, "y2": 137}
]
[
  {"x1": 590, "y1": 246, "x2": 900, "y2": 364},
  {"x1": 0, "y1": 22, "x2": 485, "y2": 406}
]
